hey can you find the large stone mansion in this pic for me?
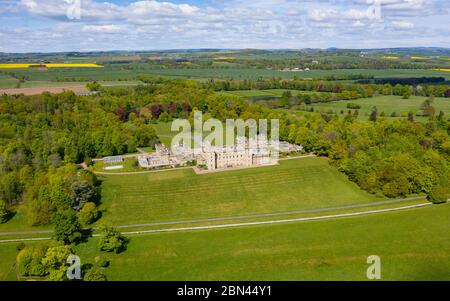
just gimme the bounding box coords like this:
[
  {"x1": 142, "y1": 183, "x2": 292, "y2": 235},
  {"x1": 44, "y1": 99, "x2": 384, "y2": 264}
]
[{"x1": 137, "y1": 136, "x2": 302, "y2": 171}]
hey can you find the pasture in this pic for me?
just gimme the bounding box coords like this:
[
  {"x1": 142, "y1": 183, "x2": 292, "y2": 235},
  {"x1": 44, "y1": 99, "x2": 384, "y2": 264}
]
[
  {"x1": 305, "y1": 95, "x2": 450, "y2": 117},
  {"x1": 97, "y1": 157, "x2": 382, "y2": 226}
]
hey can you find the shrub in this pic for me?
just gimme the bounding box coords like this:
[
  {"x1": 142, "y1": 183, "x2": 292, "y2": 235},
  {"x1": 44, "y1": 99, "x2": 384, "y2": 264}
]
[
  {"x1": 346, "y1": 103, "x2": 361, "y2": 109},
  {"x1": 84, "y1": 268, "x2": 107, "y2": 281}
]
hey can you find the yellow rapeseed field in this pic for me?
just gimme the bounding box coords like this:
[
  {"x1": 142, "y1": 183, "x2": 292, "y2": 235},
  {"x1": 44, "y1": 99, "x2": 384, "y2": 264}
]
[
  {"x1": 410, "y1": 56, "x2": 430, "y2": 60},
  {"x1": 432, "y1": 68, "x2": 450, "y2": 72},
  {"x1": 0, "y1": 64, "x2": 32, "y2": 69},
  {"x1": 213, "y1": 56, "x2": 236, "y2": 61},
  {"x1": 383, "y1": 56, "x2": 399, "y2": 60},
  {"x1": 0, "y1": 63, "x2": 103, "y2": 69}
]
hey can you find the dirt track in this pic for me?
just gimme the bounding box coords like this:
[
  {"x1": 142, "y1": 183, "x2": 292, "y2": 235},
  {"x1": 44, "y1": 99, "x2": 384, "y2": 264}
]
[{"x1": 0, "y1": 85, "x2": 89, "y2": 96}]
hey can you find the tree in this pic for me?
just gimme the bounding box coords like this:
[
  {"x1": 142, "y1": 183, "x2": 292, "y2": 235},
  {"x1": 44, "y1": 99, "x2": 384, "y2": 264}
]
[
  {"x1": 427, "y1": 184, "x2": 450, "y2": 204},
  {"x1": 0, "y1": 199, "x2": 10, "y2": 223},
  {"x1": 99, "y1": 226, "x2": 127, "y2": 253},
  {"x1": 42, "y1": 245, "x2": 73, "y2": 281},
  {"x1": 369, "y1": 106, "x2": 378, "y2": 122},
  {"x1": 0, "y1": 173, "x2": 22, "y2": 205},
  {"x1": 158, "y1": 111, "x2": 170, "y2": 123},
  {"x1": 47, "y1": 153, "x2": 62, "y2": 167},
  {"x1": 53, "y1": 210, "x2": 83, "y2": 244},
  {"x1": 444, "y1": 88, "x2": 450, "y2": 98},
  {"x1": 437, "y1": 110, "x2": 445, "y2": 122},
  {"x1": 77, "y1": 202, "x2": 99, "y2": 226},
  {"x1": 71, "y1": 181, "x2": 97, "y2": 210},
  {"x1": 149, "y1": 103, "x2": 164, "y2": 119},
  {"x1": 86, "y1": 81, "x2": 101, "y2": 92},
  {"x1": 402, "y1": 90, "x2": 411, "y2": 99},
  {"x1": 17, "y1": 244, "x2": 48, "y2": 277},
  {"x1": 421, "y1": 97, "x2": 436, "y2": 117}
]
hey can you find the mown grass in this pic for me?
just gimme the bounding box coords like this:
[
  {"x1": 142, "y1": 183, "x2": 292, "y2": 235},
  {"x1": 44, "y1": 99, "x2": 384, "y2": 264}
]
[
  {"x1": 76, "y1": 202, "x2": 449, "y2": 280},
  {"x1": 97, "y1": 157, "x2": 382, "y2": 226},
  {"x1": 0, "y1": 244, "x2": 18, "y2": 281},
  {"x1": 1, "y1": 202, "x2": 448, "y2": 280}
]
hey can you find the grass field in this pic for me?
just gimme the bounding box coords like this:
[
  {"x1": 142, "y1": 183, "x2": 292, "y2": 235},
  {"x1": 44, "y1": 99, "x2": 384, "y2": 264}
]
[
  {"x1": 125, "y1": 68, "x2": 450, "y2": 80},
  {"x1": 218, "y1": 89, "x2": 325, "y2": 99},
  {"x1": 0, "y1": 73, "x2": 19, "y2": 89},
  {"x1": 86, "y1": 203, "x2": 450, "y2": 280},
  {"x1": 305, "y1": 95, "x2": 450, "y2": 117},
  {"x1": 3, "y1": 67, "x2": 450, "y2": 85},
  {"x1": 1, "y1": 202, "x2": 447, "y2": 280},
  {"x1": 97, "y1": 157, "x2": 382, "y2": 226}
]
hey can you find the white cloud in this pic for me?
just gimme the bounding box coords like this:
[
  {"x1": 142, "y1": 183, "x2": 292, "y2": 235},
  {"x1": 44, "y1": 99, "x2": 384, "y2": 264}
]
[
  {"x1": 82, "y1": 24, "x2": 124, "y2": 33},
  {"x1": 343, "y1": 9, "x2": 369, "y2": 20},
  {"x1": 308, "y1": 9, "x2": 337, "y2": 21},
  {"x1": 352, "y1": 20, "x2": 366, "y2": 27},
  {"x1": 0, "y1": 0, "x2": 447, "y2": 52},
  {"x1": 391, "y1": 20, "x2": 414, "y2": 29}
]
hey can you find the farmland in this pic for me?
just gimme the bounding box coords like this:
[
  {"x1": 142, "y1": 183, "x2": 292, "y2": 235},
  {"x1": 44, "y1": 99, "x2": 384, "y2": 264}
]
[
  {"x1": 1, "y1": 65, "x2": 450, "y2": 92},
  {"x1": 0, "y1": 64, "x2": 103, "y2": 69}
]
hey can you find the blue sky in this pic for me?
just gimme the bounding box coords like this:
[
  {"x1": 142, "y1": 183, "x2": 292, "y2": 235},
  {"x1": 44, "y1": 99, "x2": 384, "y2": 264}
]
[{"x1": 0, "y1": 0, "x2": 449, "y2": 52}]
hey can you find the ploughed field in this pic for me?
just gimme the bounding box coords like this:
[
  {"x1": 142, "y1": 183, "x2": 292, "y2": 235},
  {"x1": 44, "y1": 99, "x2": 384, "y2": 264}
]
[{"x1": 98, "y1": 157, "x2": 382, "y2": 225}]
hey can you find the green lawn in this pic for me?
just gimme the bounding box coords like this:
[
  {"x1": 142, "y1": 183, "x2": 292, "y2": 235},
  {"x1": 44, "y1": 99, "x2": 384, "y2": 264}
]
[
  {"x1": 92, "y1": 157, "x2": 145, "y2": 173},
  {"x1": 306, "y1": 95, "x2": 450, "y2": 117},
  {"x1": 0, "y1": 244, "x2": 18, "y2": 281},
  {"x1": 1, "y1": 202, "x2": 448, "y2": 280},
  {"x1": 97, "y1": 157, "x2": 382, "y2": 226},
  {"x1": 77, "y1": 202, "x2": 450, "y2": 280}
]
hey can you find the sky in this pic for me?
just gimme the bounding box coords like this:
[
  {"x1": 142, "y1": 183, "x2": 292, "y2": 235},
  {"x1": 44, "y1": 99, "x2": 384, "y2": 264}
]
[{"x1": 0, "y1": 0, "x2": 449, "y2": 52}]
